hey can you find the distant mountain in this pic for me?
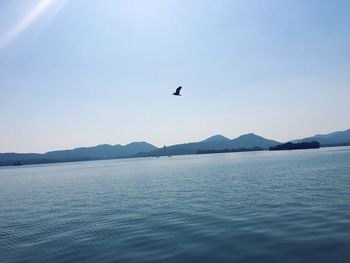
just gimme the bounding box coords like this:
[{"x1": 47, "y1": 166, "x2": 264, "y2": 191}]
[
  {"x1": 138, "y1": 133, "x2": 280, "y2": 157},
  {"x1": 201, "y1": 135, "x2": 231, "y2": 143},
  {"x1": 122, "y1": 142, "x2": 158, "y2": 155},
  {"x1": 293, "y1": 129, "x2": 350, "y2": 146},
  {"x1": 45, "y1": 142, "x2": 156, "y2": 159},
  {"x1": 0, "y1": 142, "x2": 157, "y2": 166},
  {"x1": 230, "y1": 133, "x2": 280, "y2": 149},
  {"x1": 270, "y1": 141, "x2": 320, "y2": 151},
  {"x1": 0, "y1": 153, "x2": 42, "y2": 163},
  {"x1": 1, "y1": 129, "x2": 349, "y2": 166}
]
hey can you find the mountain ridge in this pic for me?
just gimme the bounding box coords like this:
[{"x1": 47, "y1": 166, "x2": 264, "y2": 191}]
[
  {"x1": 201, "y1": 135, "x2": 231, "y2": 143},
  {"x1": 0, "y1": 142, "x2": 157, "y2": 166},
  {"x1": 136, "y1": 133, "x2": 280, "y2": 157},
  {"x1": 293, "y1": 128, "x2": 350, "y2": 146},
  {"x1": 1, "y1": 128, "x2": 349, "y2": 166}
]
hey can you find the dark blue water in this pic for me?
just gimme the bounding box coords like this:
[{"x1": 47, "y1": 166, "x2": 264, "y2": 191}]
[{"x1": 1, "y1": 147, "x2": 350, "y2": 263}]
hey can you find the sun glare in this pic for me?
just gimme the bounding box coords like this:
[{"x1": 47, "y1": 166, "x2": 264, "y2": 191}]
[{"x1": 0, "y1": 0, "x2": 66, "y2": 49}]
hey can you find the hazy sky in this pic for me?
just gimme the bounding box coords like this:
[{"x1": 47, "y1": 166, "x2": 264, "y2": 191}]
[{"x1": 1, "y1": 0, "x2": 349, "y2": 153}]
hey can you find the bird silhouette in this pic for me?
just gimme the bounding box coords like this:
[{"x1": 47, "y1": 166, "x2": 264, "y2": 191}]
[{"x1": 173, "y1": 86, "x2": 182, "y2": 96}]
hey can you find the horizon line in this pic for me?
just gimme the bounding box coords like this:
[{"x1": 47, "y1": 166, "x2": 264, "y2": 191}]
[{"x1": 1, "y1": 127, "x2": 349, "y2": 154}]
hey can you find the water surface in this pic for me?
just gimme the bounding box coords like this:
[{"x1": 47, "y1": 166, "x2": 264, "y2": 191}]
[{"x1": 1, "y1": 147, "x2": 350, "y2": 262}]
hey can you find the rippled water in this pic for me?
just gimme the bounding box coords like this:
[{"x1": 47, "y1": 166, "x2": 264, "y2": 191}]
[{"x1": 1, "y1": 147, "x2": 350, "y2": 263}]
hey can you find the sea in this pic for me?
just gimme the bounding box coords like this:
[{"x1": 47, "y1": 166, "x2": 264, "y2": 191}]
[{"x1": 1, "y1": 147, "x2": 350, "y2": 263}]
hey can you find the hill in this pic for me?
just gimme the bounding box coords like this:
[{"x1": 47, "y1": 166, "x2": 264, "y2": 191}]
[
  {"x1": 0, "y1": 142, "x2": 157, "y2": 166},
  {"x1": 201, "y1": 135, "x2": 231, "y2": 143},
  {"x1": 137, "y1": 133, "x2": 280, "y2": 157},
  {"x1": 270, "y1": 141, "x2": 320, "y2": 151},
  {"x1": 293, "y1": 129, "x2": 350, "y2": 146},
  {"x1": 1, "y1": 128, "x2": 349, "y2": 166},
  {"x1": 45, "y1": 142, "x2": 156, "y2": 159}
]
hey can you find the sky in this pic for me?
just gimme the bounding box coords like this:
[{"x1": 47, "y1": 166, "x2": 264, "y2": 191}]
[{"x1": 0, "y1": 0, "x2": 349, "y2": 153}]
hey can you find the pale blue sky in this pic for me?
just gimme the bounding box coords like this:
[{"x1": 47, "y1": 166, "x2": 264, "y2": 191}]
[{"x1": 0, "y1": 0, "x2": 349, "y2": 153}]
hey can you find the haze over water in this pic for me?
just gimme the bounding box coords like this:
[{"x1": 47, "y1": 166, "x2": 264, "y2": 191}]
[{"x1": 1, "y1": 147, "x2": 350, "y2": 262}]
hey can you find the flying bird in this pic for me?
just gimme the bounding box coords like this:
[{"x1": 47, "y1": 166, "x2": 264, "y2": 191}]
[{"x1": 173, "y1": 86, "x2": 182, "y2": 96}]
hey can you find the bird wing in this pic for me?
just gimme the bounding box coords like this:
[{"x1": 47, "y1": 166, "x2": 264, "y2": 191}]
[{"x1": 176, "y1": 86, "x2": 182, "y2": 93}]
